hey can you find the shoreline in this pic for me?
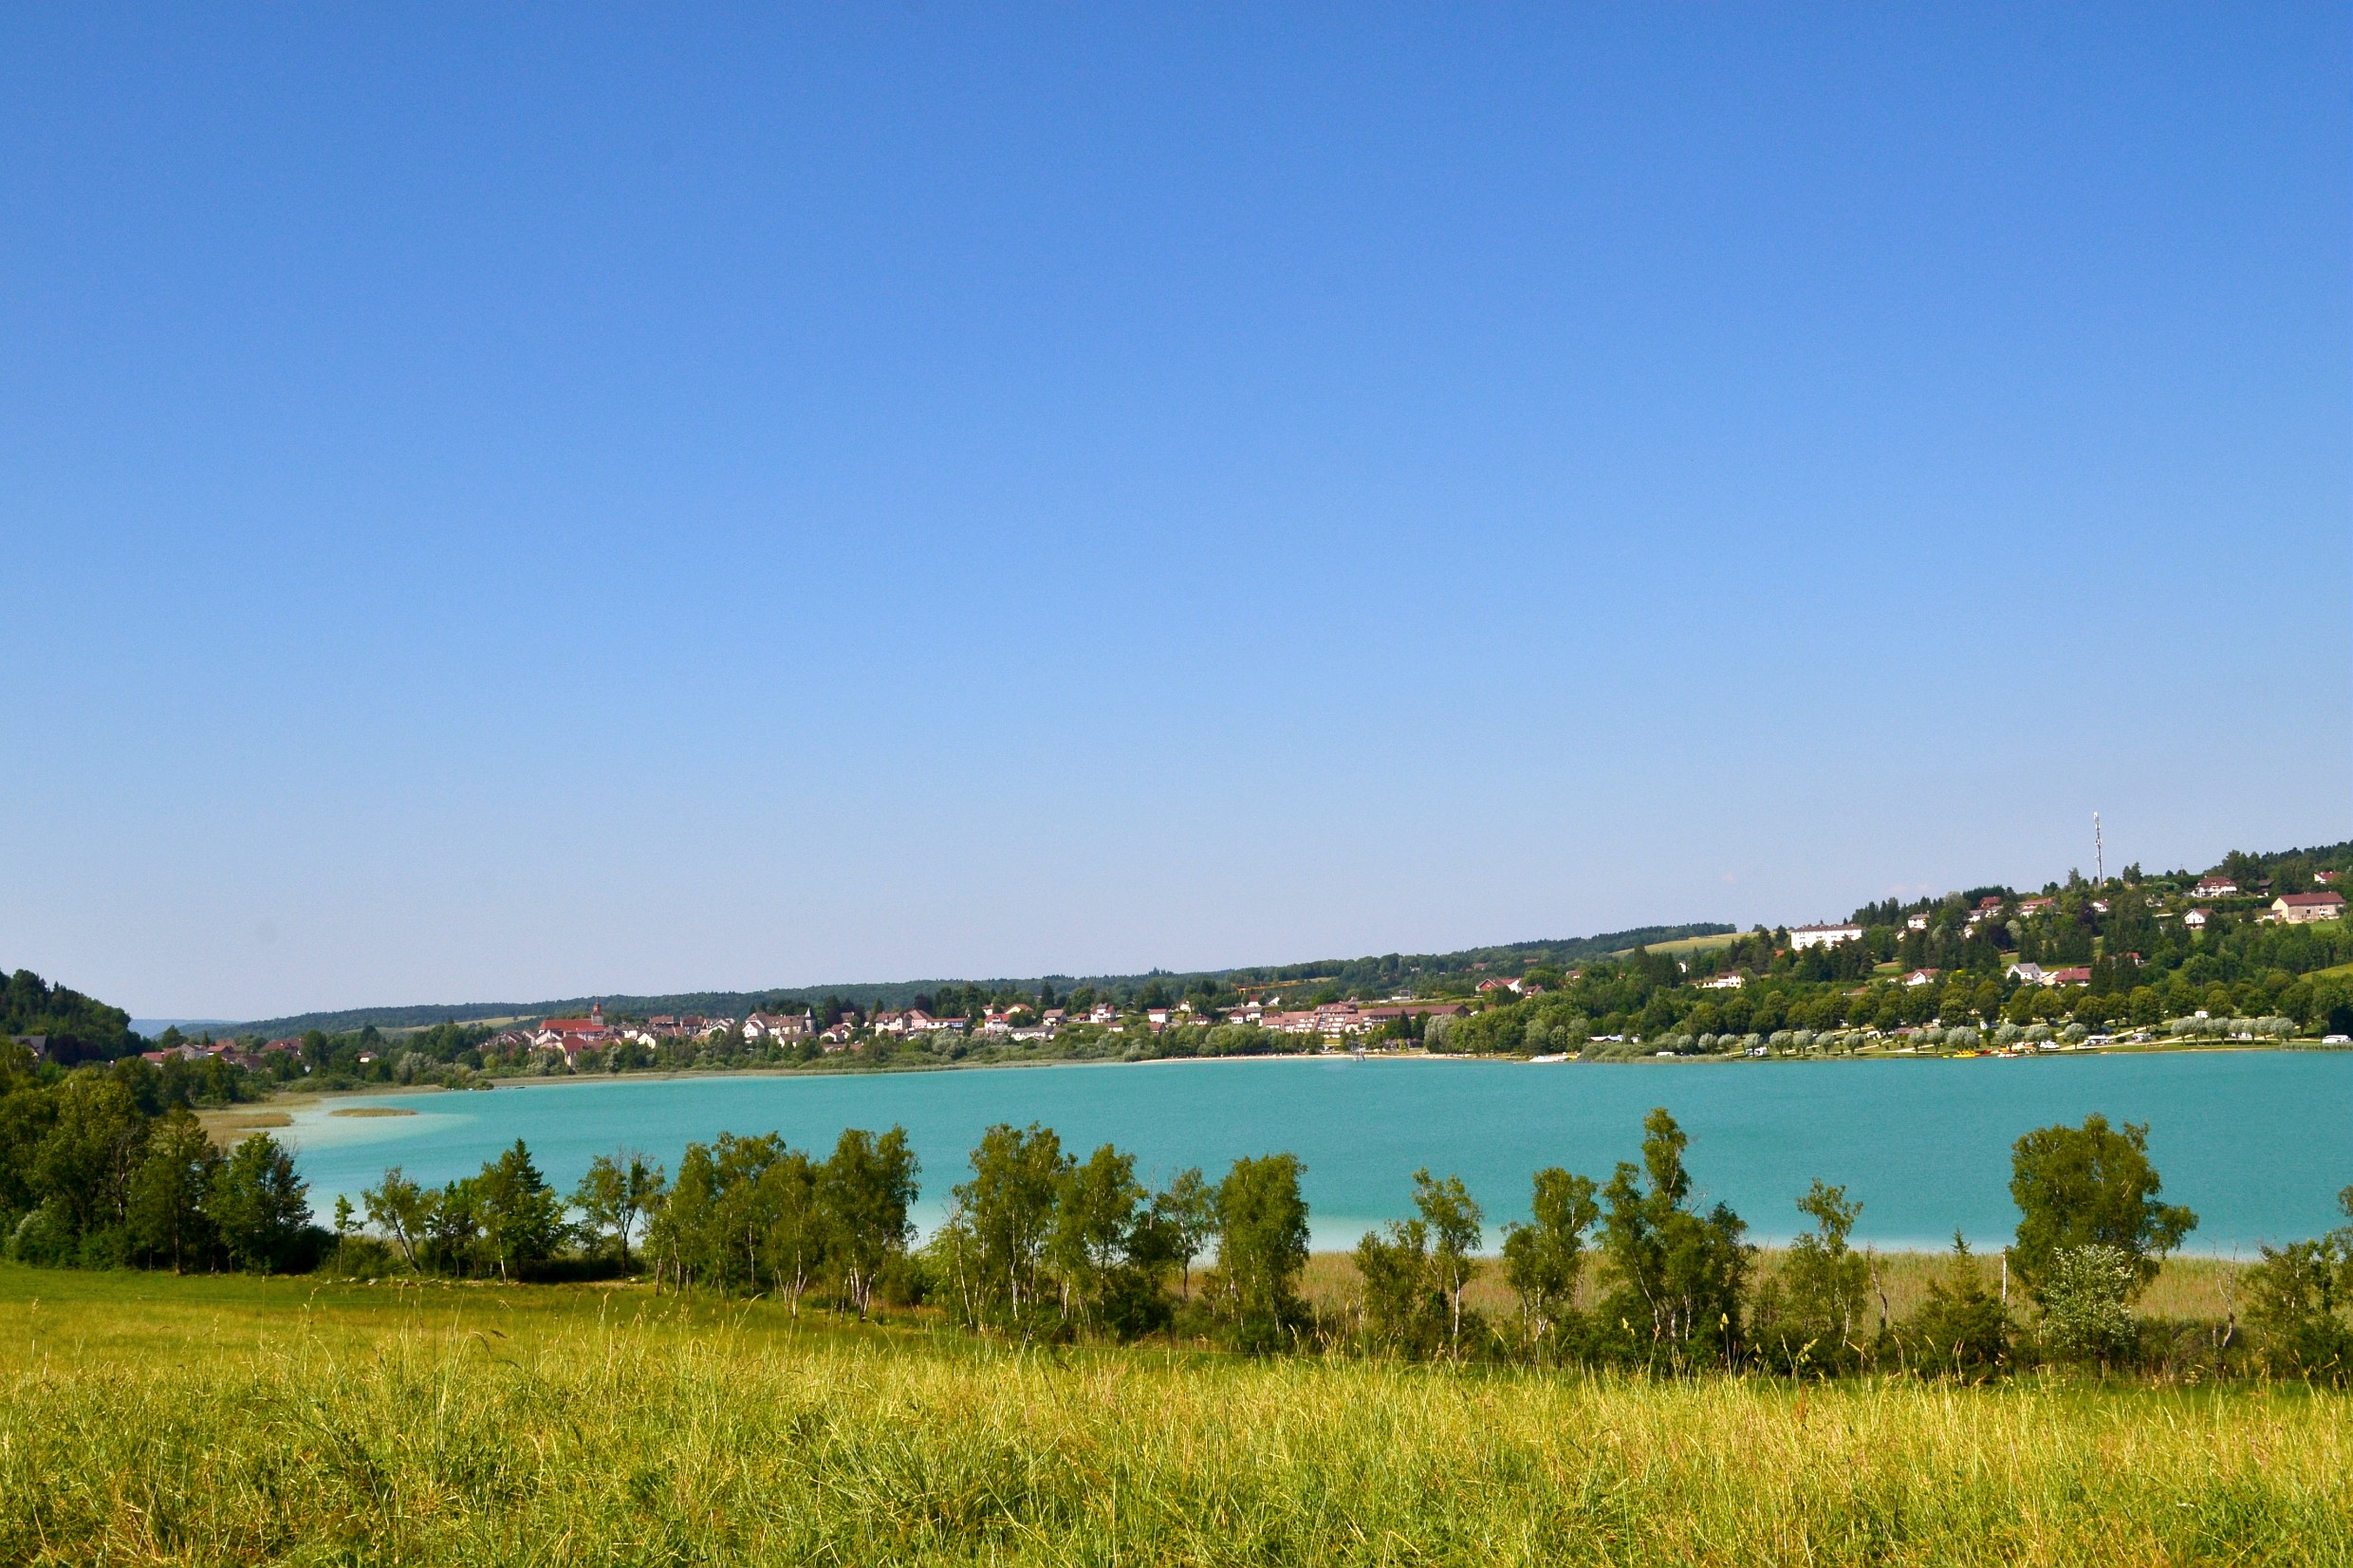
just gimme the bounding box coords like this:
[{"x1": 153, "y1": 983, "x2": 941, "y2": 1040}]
[{"x1": 259, "y1": 1035, "x2": 2337, "y2": 1108}]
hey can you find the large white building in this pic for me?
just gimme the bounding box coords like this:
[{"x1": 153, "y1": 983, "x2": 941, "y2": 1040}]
[{"x1": 1788, "y1": 923, "x2": 1863, "y2": 950}]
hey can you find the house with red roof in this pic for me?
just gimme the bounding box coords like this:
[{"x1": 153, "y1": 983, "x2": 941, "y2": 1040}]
[{"x1": 2270, "y1": 891, "x2": 2345, "y2": 925}]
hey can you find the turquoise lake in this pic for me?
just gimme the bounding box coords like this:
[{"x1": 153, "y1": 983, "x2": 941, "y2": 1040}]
[{"x1": 281, "y1": 1053, "x2": 2353, "y2": 1254}]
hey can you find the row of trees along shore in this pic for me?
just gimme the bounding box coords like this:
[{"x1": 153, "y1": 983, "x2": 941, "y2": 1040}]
[{"x1": 5, "y1": 1039, "x2": 2350, "y2": 1382}]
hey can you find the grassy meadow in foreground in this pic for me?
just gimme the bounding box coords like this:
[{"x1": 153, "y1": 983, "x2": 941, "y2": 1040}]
[{"x1": 2, "y1": 1265, "x2": 2348, "y2": 1567}]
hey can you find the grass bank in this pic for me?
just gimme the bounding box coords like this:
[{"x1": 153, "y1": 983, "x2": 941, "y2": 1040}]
[{"x1": 2, "y1": 1265, "x2": 2346, "y2": 1565}]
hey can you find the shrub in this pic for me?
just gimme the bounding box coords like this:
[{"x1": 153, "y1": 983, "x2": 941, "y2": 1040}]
[
  {"x1": 2037, "y1": 1245, "x2": 2141, "y2": 1368},
  {"x1": 1899, "y1": 1241, "x2": 2011, "y2": 1380}
]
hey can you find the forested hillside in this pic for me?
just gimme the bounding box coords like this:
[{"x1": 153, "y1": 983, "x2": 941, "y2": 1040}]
[
  {"x1": 0, "y1": 970, "x2": 136, "y2": 1065},
  {"x1": 229, "y1": 922, "x2": 1737, "y2": 1036},
  {"x1": 1454, "y1": 839, "x2": 2353, "y2": 1060},
  {"x1": 14, "y1": 837, "x2": 2351, "y2": 1060}
]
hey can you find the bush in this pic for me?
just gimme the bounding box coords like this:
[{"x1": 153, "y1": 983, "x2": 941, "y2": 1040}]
[
  {"x1": 874, "y1": 1250, "x2": 931, "y2": 1309},
  {"x1": 1899, "y1": 1251, "x2": 2010, "y2": 1381},
  {"x1": 323, "y1": 1234, "x2": 403, "y2": 1279},
  {"x1": 2241, "y1": 1216, "x2": 2353, "y2": 1384},
  {"x1": 2037, "y1": 1245, "x2": 2140, "y2": 1368},
  {"x1": 9, "y1": 1201, "x2": 79, "y2": 1267}
]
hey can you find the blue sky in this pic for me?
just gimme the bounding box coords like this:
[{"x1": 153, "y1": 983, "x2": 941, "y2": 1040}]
[{"x1": 3, "y1": 6, "x2": 2345, "y2": 1021}]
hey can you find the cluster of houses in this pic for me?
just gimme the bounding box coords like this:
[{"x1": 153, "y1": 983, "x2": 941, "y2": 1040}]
[
  {"x1": 487, "y1": 1004, "x2": 806, "y2": 1064},
  {"x1": 139, "y1": 1035, "x2": 322, "y2": 1070},
  {"x1": 1796, "y1": 883, "x2": 2347, "y2": 949},
  {"x1": 1697, "y1": 881, "x2": 2347, "y2": 997},
  {"x1": 2168, "y1": 887, "x2": 2344, "y2": 931},
  {"x1": 868, "y1": 995, "x2": 1473, "y2": 1043},
  {"x1": 491, "y1": 993, "x2": 1481, "y2": 1065},
  {"x1": 122, "y1": 876, "x2": 2348, "y2": 1075},
  {"x1": 1224, "y1": 998, "x2": 1470, "y2": 1036}
]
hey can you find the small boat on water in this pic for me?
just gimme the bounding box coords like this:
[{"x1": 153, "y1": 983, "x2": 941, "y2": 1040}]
[{"x1": 1528, "y1": 1053, "x2": 1569, "y2": 1063}]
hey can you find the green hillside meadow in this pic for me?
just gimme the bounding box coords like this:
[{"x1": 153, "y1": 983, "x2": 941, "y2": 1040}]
[{"x1": 3, "y1": 1266, "x2": 2345, "y2": 1567}]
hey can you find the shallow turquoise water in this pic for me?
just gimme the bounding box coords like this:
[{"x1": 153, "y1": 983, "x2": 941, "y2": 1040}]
[{"x1": 282, "y1": 1053, "x2": 2353, "y2": 1253}]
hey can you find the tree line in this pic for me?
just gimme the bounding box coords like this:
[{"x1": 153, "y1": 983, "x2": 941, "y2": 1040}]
[
  {"x1": 333, "y1": 1109, "x2": 2348, "y2": 1384},
  {"x1": 7, "y1": 1035, "x2": 2350, "y2": 1383},
  {"x1": 0, "y1": 1048, "x2": 322, "y2": 1272}
]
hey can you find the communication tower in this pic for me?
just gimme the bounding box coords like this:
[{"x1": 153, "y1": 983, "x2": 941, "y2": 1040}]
[{"x1": 2094, "y1": 812, "x2": 2103, "y2": 885}]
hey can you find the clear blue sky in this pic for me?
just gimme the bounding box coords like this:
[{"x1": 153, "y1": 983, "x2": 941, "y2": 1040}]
[{"x1": 3, "y1": 7, "x2": 2345, "y2": 1021}]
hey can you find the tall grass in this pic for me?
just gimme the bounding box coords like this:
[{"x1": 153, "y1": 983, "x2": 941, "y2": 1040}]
[{"x1": 1, "y1": 1267, "x2": 2346, "y2": 1565}]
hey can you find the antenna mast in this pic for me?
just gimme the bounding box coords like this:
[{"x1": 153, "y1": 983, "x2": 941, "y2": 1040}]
[{"x1": 2094, "y1": 812, "x2": 2103, "y2": 885}]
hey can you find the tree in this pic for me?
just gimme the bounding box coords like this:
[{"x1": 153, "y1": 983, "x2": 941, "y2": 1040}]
[
  {"x1": 643, "y1": 1132, "x2": 804, "y2": 1297},
  {"x1": 1049, "y1": 1144, "x2": 1145, "y2": 1326},
  {"x1": 755, "y1": 1148, "x2": 824, "y2": 1311},
  {"x1": 1899, "y1": 1234, "x2": 2010, "y2": 1379},
  {"x1": 821, "y1": 1125, "x2": 917, "y2": 1318},
  {"x1": 361, "y1": 1166, "x2": 432, "y2": 1271},
  {"x1": 2007, "y1": 1115, "x2": 2196, "y2": 1300},
  {"x1": 1501, "y1": 1167, "x2": 1600, "y2": 1356},
  {"x1": 422, "y1": 1178, "x2": 481, "y2": 1275},
  {"x1": 209, "y1": 1134, "x2": 311, "y2": 1274},
  {"x1": 1353, "y1": 1216, "x2": 1438, "y2": 1356},
  {"x1": 1597, "y1": 1108, "x2": 1751, "y2": 1368},
  {"x1": 33, "y1": 1073, "x2": 147, "y2": 1240},
  {"x1": 1754, "y1": 1180, "x2": 1873, "y2": 1374},
  {"x1": 573, "y1": 1151, "x2": 664, "y2": 1268},
  {"x1": 125, "y1": 1110, "x2": 221, "y2": 1272},
  {"x1": 1413, "y1": 1169, "x2": 1483, "y2": 1356},
  {"x1": 1214, "y1": 1153, "x2": 1310, "y2": 1352},
  {"x1": 951, "y1": 1123, "x2": 1066, "y2": 1323},
  {"x1": 647, "y1": 1141, "x2": 723, "y2": 1291},
  {"x1": 2240, "y1": 1185, "x2": 2353, "y2": 1382},
  {"x1": 1150, "y1": 1166, "x2": 1215, "y2": 1299},
  {"x1": 474, "y1": 1140, "x2": 567, "y2": 1280}
]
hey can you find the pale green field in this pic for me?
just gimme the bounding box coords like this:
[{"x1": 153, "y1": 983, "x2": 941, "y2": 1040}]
[
  {"x1": 2, "y1": 1264, "x2": 2346, "y2": 1566},
  {"x1": 1610, "y1": 932, "x2": 1742, "y2": 958}
]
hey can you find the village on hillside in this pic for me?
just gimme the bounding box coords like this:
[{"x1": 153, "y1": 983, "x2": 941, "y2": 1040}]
[{"x1": 94, "y1": 852, "x2": 2351, "y2": 1085}]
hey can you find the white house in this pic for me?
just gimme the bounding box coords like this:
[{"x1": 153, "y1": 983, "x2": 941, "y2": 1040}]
[
  {"x1": 1697, "y1": 972, "x2": 1745, "y2": 989},
  {"x1": 2183, "y1": 908, "x2": 2211, "y2": 930},
  {"x1": 1789, "y1": 923, "x2": 1863, "y2": 950},
  {"x1": 2005, "y1": 962, "x2": 2047, "y2": 985}
]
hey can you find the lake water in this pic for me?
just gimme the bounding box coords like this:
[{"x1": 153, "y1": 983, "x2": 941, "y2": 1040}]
[{"x1": 280, "y1": 1053, "x2": 2353, "y2": 1254}]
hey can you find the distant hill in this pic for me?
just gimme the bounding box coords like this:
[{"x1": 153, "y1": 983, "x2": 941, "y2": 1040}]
[
  {"x1": 26, "y1": 833, "x2": 2344, "y2": 1047},
  {"x1": 225, "y1": 922, "x2": 1740, "y2": 1036},
  {"x1": 3, "y1": 968, "x2": 138, "y2": 1065}
]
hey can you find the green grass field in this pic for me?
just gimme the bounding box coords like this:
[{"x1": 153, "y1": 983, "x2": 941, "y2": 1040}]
[
  {"x1": 1608, "y1": 932, "x2": 1741, "y2": 958},
  {"x1": 2, "y1": 1264, "x2": 2346, "y2": 1566}
]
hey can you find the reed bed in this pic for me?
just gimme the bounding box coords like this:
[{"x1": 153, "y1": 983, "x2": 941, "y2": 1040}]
[
  {"x1": 0, "y1": 1271, "x2": 2345, "y2": 1566},
  {"x1": 1299, "y1": 1248, "x2": 2243, "y2": 1323}
]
